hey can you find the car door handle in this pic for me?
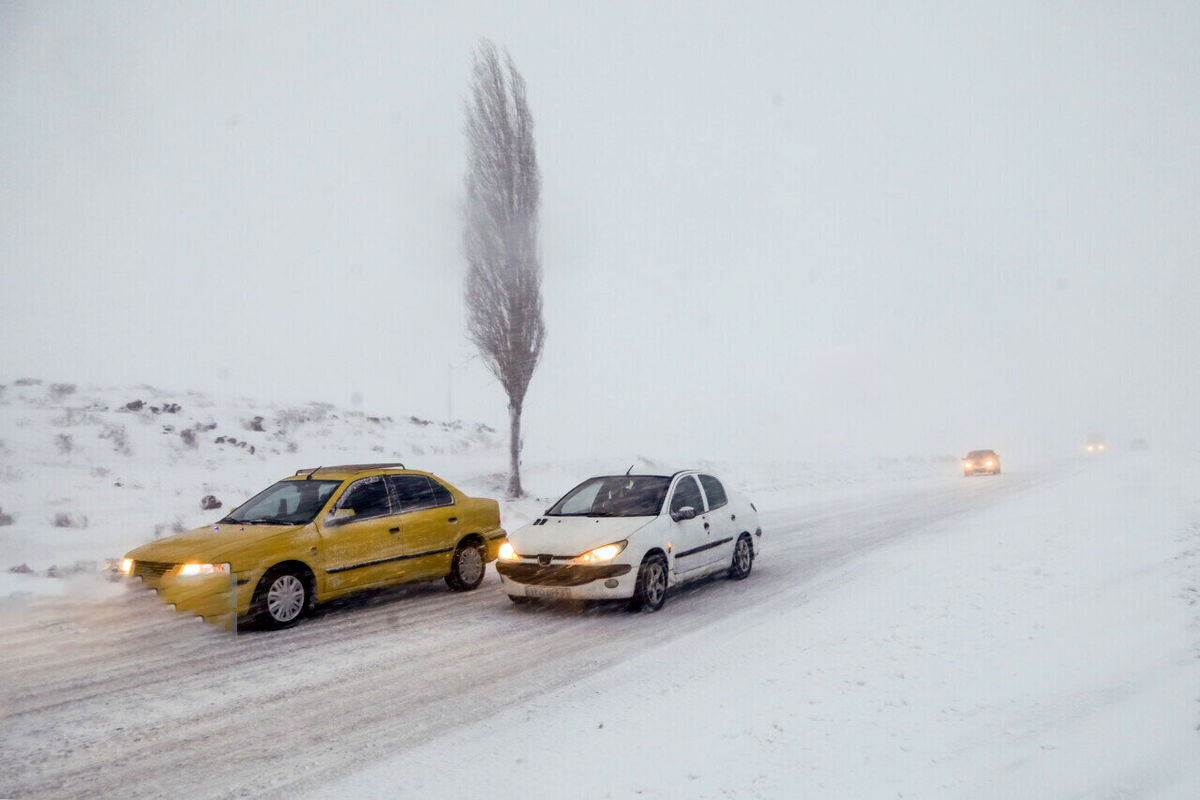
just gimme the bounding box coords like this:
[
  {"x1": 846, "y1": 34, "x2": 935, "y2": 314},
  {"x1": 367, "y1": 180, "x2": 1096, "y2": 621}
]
[
  {"x1": 389, "y1": 527, "x2": 400, "y2": 534},
  {"x1": 731, "y1": 514, "x2": 736, "y2": 521},
  {"x1": 447, "y1": 517, "x2": 458, "y2": 523},
  {"x1": 703, "y1": 522, "x2": 710, "y2": 530}
]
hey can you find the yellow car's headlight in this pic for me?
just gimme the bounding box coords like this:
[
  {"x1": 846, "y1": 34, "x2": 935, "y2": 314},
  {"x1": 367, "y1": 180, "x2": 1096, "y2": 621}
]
[
  {"x1": 572, "y1": 541, "x2": 628, "y2": 564},
  {"x1": 498, "y1": 542, "x2": 519, "y2": 561},
  {"x1": 963, "y1": 461, "x2": 973, "y2": 469},
  {"x1": 119, "y1": 558, "x2": 134, "y2": 575},
  {"x1": 178, "y1": 563, "x2": 231, "y2": 577}
]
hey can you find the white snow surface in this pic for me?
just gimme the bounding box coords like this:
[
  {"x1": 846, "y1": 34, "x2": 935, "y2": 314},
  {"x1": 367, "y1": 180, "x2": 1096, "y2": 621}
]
[
  {"x1": 323, "y1": 456, "x2": 1200, "y2": 799},
  {"x1": 1, "y1": 380, "x2": 1197, "y2": 798}
]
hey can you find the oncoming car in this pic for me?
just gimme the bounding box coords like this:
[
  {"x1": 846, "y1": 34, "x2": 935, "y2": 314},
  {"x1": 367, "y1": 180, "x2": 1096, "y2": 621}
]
[
  {"x1": 496, "y1": 471, "x2": 761, "y2": 612},
  {"x1": 119, "y1": 464, "x2": 506, "y2": 628},
  {"x1": 1085, "y1": 434, "x2": 1107, "y2": 454},
  {"x1": 962, "y1": 449, "x2": 1001, "y2": 476}
]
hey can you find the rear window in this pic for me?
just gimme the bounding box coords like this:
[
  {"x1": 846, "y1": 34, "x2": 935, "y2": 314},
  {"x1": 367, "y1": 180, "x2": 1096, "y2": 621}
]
[{"x1": 698, "y1": 474, "x2": 728, "y2": 510}]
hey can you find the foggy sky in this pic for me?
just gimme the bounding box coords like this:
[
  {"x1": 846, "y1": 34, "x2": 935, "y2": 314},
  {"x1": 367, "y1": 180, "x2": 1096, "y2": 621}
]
[{"x1": 2, "y1": 1, "x2": 1197, "y2": 463}]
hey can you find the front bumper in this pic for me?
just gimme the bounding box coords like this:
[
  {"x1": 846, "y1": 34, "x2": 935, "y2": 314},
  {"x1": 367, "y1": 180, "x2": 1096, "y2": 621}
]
[
  {"x1": 128, "y1": 562, "x2": 252, "y2": 621},
  {"x1": 496, "y1": 560, "x2": 636, "y2": 599}
]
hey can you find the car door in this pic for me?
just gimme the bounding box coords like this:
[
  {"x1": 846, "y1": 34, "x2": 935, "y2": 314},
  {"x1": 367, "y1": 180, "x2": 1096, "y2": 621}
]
[
  {"x1": 698, "y1": 473, "x2": 738, "y2": 565},
  {"x1": 667, "y1": 475, "x2": 717, "y2": 575},
  {"x1": 386, "y1": 474, "x2": 461, "y2": 579},
  {"x1": 319, "y1": 475, "x2": 408, "y2": 592}
]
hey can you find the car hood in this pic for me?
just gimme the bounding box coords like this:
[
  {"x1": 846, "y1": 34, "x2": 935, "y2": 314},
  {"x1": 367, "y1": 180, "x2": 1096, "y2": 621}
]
[
  {"x1": 509, "y1": 516, "x2": 654, "y2": 557},
  {"x1": 125, "y1": 522, "x2": 303, "y2": 564}
]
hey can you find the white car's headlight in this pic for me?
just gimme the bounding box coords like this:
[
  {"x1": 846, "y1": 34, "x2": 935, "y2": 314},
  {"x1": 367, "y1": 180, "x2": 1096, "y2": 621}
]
[
  {"x1": 572, "y1": 541, "x2": 628, "y2": 564},
  {"x1": 498, "y1": 541, "x2": 519, "y2": 561},
  {"x1": 178, "y1": 562, "x2": 231, "y2": 576}
]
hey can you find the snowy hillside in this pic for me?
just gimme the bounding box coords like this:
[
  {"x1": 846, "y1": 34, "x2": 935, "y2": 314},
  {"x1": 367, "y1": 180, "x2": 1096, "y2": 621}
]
[{"x1": 0, "y1": 378, "x2": 504, "y2": 588}]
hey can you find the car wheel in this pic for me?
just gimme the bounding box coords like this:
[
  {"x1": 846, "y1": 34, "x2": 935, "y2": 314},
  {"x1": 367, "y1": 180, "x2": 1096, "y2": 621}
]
[
  {"x1": 729, "y1": 533, "x2": 754, "y2": 580},
  {"x1": 445, "y1": 540, "x2": 486, "y2": 591},
  {"x1": 251, "y1": 567, "x2": 309, "y2": 629},
  {"x1": 627, "y1": 553, "x2": 668, "y2": 612}
]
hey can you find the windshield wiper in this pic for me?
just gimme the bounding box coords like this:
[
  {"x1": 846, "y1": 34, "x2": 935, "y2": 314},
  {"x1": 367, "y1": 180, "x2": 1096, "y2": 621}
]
[{"x1": 228, "y1": 517, "x2": 292, "y2": 525}]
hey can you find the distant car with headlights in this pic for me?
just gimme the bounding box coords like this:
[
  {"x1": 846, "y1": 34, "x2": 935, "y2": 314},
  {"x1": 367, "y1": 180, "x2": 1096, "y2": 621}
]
[
  {"x1": 962, "y1": 449, "x2": 1001, "y2": 476},
  {"x1": 1085, "y1": 434, "x2": 1107, "y2": 454},
  {"x1": 120, "y1": 464, "x2": 506, "y2": 628},
  {"x1": 496, "y1": 471, "x2": 761, "y2": 612},
  {"x1": 1130, "y1": 438, "x2": 1149, "y2": 452}
]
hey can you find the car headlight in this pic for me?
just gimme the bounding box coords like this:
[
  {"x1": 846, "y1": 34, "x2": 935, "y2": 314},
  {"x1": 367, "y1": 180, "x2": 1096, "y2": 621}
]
[
  {"x1": 119, "y1": 558, "x2": 134, "y2": 575},
  {"x1": 498, "y1": 541, "x2": 519, "y2": 561},
  {"x1": 984, "y1": 460, "x2": 994, "y2": 467},
  {"x1": 1097, "y1": 444, "x2": 1105, "y2": 451},
  {"x1": 572, "y1": 541, "x2": 627, "y2": 564},
  {"x1": 963, "y1": 461, "x2": 973, "y2": 469},
  {"x1": 178, "y1": 562, "x2": 231, "y2": 576}
]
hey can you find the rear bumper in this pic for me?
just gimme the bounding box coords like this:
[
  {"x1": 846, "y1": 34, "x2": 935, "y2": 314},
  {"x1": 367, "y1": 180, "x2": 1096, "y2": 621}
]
[{"x1": 485, "y1": 530, "x2": 508, "y2": 562}]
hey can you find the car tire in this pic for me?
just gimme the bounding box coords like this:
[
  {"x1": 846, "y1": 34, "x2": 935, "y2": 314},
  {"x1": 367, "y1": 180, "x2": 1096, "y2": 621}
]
[
  {"x1": 445, "y1": 540, "x2": 486, "y2": 591},
  {"x1": 627, "y1": 553, "x2": 668, "y2": 613},
  {"x1": 729, "y1": 533, "x2": 754, "y2": 580},
  {"x1": 250, "y1": 566, "x2": 309, "y2": 629}
]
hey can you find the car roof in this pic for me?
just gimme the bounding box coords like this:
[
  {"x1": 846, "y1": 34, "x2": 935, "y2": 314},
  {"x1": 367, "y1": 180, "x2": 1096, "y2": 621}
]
[
  {"x1": 965, "y1": 450, "x2": 997, "y2": 457},
  {"x1": 288, "y1": 463, "x2": 416, "y2": 480}
]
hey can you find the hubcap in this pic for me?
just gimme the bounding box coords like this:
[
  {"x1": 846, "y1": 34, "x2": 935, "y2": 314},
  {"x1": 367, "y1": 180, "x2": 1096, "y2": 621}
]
[
  {"x1": 267, "y1": 574, "x2": 305, "y2": 622},
  {"x1": 645, "y1": 562, "x2": 666, "y2": 605},
  {"x1": 736, "y1": 539, "x2": 752, "y2": 571},
  {"x1": 458, "y1": 546, "x2": 484, "y2": 584}
]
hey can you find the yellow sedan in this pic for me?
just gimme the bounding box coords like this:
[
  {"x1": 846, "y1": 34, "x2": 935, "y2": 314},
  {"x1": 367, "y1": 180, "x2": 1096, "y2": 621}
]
[{"x1": 120, "y1": 464, "x2": 506, "y2": 628}]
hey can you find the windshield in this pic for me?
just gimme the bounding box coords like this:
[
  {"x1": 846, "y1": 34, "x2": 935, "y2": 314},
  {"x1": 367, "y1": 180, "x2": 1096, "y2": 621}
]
[
  {"x1": 547, "y1": 476, "x2": 670, "y2": 517},
  {"x1": 219, "y1": 479, "x2": 342, "y2": 525}
]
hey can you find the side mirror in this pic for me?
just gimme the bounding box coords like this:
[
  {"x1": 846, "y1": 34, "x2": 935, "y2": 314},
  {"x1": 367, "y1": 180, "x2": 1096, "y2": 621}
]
[
  {"x1": 671, "y1": 506, "x2": 696, "y2": 522},
  {"x1": 326, "y1": 508, "x2": 356, "y2": 526}
]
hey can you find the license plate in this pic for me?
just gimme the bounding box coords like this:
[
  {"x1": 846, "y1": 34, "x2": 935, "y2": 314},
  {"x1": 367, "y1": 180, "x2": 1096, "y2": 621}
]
[{"x1": 525, "y1": 585, "x2": 571, "y2": 599}]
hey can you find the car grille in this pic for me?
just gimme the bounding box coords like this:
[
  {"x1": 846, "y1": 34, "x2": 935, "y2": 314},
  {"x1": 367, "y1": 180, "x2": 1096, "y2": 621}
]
[
  {"x1": 132, "y1": 560, "x2": 175, "y2": 581},
  {"x1": 496, "y1": 562, "x2": 631, "y2": 587}
]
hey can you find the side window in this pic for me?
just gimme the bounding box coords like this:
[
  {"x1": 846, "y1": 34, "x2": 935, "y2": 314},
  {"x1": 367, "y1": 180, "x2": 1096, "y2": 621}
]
[
  {"x1": 387, "y1": 475, "x2": 436, "y2": 513},
  {"x1": 428, "y1": 478, "x2": 454, "y2": 507},
  {"x1": 670, "y1": 475, "x2": 705, "y2": 515},
  {"x1": 698, "y1": 475, "x2": 728, "y2": 510},
  {"x1": 336, "y1": 476, "x2": 393, "y2": 520}
]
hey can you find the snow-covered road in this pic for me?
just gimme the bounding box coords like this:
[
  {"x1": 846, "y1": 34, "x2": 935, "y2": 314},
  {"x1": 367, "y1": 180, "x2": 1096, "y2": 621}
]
[{"x1": 2, "y1": 458, "x2": 1195, "y2": 799}]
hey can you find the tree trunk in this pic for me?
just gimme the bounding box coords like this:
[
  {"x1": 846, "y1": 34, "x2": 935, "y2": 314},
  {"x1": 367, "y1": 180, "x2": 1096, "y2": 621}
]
[{"x1": 507, "y1": 401, "x2": 523, "y2": 498}]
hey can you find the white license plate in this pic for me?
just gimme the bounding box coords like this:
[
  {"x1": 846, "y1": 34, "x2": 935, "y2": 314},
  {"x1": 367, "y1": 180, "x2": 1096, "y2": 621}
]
[{"x1": 525, "y1": 585, "x2": 571, "y2": 599}]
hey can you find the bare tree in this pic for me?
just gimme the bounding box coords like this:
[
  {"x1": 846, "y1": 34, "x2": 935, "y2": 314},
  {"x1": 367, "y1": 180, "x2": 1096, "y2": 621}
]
[{"x1": 463, "y1": 39, "x2": 546, "y2": 498}]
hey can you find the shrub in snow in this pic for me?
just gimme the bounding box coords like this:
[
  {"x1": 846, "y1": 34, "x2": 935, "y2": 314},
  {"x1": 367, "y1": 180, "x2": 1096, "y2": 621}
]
[
  {"x1": 51, "y1": 512, "x2": 88, "y2": 528},
  {"x1": 8, "y1": 563, "x2": 33, "y2": 573},
  {"x1": 99, "y1": 423, "x2": 131, "y2": 455},
  {"x1": 246, "y1": 415, "x2": 265, "y2": 432},
  {"x1": 0, "y1": 507, "x2": 14, "y2": 526},
  {"x1": 200, "y1": 494, "x2": 222, "y2": 510},
  {"x1": 48, "y1": 382, "x2": 77, "y2": 399},
  {"x1": 123, "y1": 399, "x2": 144, "y2": 412},
  {"x1": 180, "y1": 429, "x2": 197, "y2": 448},
  {"x1": 54, "y1": 433, "x2": 73, "y2": 454},
  {"x1": 14, "y1": 377, "x2": 41, "y2": 386}
]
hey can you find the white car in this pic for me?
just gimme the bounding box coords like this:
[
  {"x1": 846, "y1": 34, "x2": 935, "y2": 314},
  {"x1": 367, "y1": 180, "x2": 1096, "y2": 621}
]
[{"x1": 496, "y1": 471, "x2": 762, "y2": 612}]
